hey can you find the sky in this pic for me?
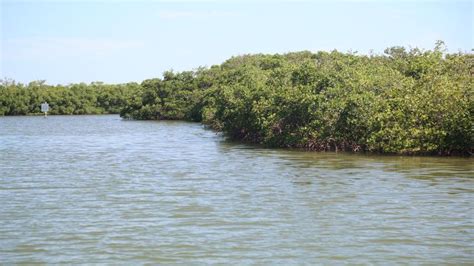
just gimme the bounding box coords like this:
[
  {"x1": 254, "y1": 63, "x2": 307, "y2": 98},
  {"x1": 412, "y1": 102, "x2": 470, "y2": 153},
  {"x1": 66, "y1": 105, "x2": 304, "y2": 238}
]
[{"x1": 1, "y1": 0, "x2": 472, "y2": 84}]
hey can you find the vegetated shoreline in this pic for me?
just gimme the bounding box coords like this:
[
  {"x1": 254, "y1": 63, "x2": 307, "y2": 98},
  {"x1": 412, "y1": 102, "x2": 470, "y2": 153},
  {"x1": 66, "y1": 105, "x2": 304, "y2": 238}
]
[
  {"x1": 3, "y1": 113, "x2": 119, "y2": 116},
  {"x1": 6, "y1": 113, "x2": 469, "y2": 157},
  {"x1": 1, "y1": 42, "x2": 473, "y2": 156},
  {"x1": 207, "y1": 126, "x2": 473, "y2": 157}
]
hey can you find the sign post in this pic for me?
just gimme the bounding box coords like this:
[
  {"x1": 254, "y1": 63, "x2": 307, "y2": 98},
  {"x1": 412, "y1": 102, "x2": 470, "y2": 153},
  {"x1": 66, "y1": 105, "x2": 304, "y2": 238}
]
[{"x1": 41, "y1": 102, "x2": 49, "y2": 117}]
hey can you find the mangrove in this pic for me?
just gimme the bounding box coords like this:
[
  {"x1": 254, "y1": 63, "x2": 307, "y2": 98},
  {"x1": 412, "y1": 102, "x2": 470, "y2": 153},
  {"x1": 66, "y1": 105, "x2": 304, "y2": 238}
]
[{"x1": 1, "y1": 42, "x2": 472, "y2": 155}]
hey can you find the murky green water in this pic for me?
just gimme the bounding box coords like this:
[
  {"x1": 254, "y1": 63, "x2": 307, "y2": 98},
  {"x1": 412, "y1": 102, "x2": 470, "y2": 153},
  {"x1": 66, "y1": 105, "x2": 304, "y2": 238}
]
[{"x1": 0, "y1": 115, "x2": 472, "y2": 264}]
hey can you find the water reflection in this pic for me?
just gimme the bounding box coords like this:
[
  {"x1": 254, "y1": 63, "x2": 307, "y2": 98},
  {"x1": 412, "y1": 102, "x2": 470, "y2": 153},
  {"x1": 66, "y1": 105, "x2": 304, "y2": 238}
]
[
  {"x1": 221, "y1": 140, "x2": 473, "y2": 180},
  {"x1": 0, "y1": 115, "x2": 472, "y2": 264}
]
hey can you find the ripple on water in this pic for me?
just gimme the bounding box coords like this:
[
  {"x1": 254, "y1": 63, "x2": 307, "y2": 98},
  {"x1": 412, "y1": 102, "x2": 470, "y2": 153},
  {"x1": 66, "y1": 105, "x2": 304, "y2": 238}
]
[{"x1": 0, "y1": 115, "x2": 473, "y2": 264}]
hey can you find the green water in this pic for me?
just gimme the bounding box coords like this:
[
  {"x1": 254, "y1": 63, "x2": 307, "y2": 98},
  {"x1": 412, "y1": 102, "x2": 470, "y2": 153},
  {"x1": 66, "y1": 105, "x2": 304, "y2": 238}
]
[{"x1": 0, "y1": 115, "x2": 472, "y2": 264}]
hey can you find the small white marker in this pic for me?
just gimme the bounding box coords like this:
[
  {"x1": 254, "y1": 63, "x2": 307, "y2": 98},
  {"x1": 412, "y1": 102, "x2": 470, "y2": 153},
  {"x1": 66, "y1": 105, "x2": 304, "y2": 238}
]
[{"x1": 41, "y1": 102, "x2": 49, "y2": 118}]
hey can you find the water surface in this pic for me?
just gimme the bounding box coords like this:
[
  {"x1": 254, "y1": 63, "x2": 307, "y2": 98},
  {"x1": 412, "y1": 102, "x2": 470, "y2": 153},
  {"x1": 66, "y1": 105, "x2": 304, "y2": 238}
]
[{"x1": 0, "y1": 115, "x2": 472, "y2": 264}]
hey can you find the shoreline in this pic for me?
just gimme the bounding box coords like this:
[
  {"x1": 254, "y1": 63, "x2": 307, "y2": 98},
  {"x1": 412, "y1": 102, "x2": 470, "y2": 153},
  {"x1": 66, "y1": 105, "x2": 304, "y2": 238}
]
[{"x1": 2, "y1": 114, "x2": 471, "y2": 158}]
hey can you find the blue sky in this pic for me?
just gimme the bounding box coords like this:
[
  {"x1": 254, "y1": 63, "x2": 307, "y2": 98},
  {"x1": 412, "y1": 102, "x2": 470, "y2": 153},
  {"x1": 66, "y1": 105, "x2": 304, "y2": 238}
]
[{"x1": 1, "y1": 0, "x2": 472, "y2": 84}]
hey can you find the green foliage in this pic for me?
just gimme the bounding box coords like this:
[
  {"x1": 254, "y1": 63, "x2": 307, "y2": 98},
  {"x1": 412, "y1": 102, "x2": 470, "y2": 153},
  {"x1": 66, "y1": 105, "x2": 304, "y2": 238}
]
[
  {"x1": 0, "y1": 80, "x2": 141, "y2": 116},
  {"x1": 2, "y1": 42, "x2": 472, "y2": 155},
  {"x1": 120, "y1": 70, "x2": 212, "y2": 121},
  {"x1": 121, "y1": 43, "x2": 472, "y2": 155}
]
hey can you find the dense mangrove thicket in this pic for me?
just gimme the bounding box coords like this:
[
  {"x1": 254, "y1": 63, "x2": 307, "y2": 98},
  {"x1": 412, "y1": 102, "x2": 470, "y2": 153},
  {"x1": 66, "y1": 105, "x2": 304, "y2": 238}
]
[
  {"x1": 0, "y1": 81, "x2": 142, "y2": 115},
  {"x1": 1, "y1": 43, "x2": 472, "y2": 155},
  {"x1": 120, "y1": 43, "x2": 473, "y2": 155}
]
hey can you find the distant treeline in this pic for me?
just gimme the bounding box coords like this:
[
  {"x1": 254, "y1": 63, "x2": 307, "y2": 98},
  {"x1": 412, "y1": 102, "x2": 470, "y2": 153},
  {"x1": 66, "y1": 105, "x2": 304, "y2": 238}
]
[
  {"x1": 0, "y1": 81, "x2": 142, "y2": 115},
  {"x1": 1, "y1": 42, "x2": 472, "y2": 155}
]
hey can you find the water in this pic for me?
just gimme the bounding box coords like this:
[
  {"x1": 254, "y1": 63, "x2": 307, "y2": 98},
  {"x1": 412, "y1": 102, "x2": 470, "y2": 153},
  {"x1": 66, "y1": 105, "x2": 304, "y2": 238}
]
[{"x1": 0, "y1": 115, "x2": 472, "y2": 264}]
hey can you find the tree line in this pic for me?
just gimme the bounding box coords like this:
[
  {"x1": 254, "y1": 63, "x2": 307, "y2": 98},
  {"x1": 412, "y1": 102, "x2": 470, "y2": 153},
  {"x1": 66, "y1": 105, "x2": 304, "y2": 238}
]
[
  {"x1": 0, "y1": 80, "x2": 141, "y2": 115},
  {"x1": 1, "y1": 42, "x2": 472, "y2": 155}
]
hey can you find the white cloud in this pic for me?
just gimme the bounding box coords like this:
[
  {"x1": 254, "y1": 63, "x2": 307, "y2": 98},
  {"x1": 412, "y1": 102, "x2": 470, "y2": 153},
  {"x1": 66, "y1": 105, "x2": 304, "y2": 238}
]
[{"x1": 157, "y1": 10, "x2": 239, "y2": 19}]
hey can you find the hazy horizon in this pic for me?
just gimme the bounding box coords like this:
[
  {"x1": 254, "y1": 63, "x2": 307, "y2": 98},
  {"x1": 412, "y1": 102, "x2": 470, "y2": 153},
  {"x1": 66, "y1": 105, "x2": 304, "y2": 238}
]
[{"x1": 1, "y1": 0, "x2": 472, "y2": 84}]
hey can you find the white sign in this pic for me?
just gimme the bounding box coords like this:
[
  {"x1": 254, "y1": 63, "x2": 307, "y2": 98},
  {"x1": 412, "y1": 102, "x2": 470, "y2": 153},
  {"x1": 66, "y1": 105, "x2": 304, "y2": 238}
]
[{"x1": 41, "y1": 102, "x2": 49, "y2": 113}]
